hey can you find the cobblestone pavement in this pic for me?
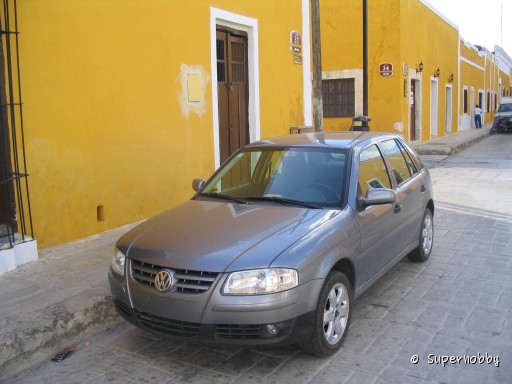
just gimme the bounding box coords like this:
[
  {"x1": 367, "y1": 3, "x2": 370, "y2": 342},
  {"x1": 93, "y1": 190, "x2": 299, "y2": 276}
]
[{"x1": 4, "y1": 134, "x2": 511, "y2": 384}]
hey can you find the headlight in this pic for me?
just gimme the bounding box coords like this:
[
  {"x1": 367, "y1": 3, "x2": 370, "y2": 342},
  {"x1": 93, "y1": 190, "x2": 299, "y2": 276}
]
[
  {"x1": 111, "y1": 249, "x2": 126, "y2": 276},
  {"x1": 222, "y1": 268, "x2": 298, "y2": 295}
]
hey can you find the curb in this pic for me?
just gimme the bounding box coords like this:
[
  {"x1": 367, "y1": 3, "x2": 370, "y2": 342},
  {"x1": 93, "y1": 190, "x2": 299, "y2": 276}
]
[
  {"x1": 413, "y1": 129, "x2": 490, "y2": 156},
  {"x1": 0, "y1": 292, "x2": 123, "y2": 380}
]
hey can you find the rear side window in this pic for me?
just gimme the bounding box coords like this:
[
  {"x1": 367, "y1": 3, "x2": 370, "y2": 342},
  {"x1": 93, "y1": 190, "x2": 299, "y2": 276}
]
[
  {"x1": 400, "y1": 139, "x2": 424, "y2": 172},
  {"x1": 381, "y1": 139, "x2": 419, "y2": 185},
  {"x1": 358, "y1": 144, "x2": 391, "y2": 197}
]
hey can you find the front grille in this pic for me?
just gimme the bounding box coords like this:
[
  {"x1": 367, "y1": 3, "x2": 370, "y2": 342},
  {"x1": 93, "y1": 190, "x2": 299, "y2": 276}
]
[
  {"x1": 130, "y1": 259, "x2": 219, "y2": 294},
  {"x1": 215, "y1": 324, "x2": 261, "y2": 340},
  {"x1": 134, "y1": 310, "x2": 200, "y2": 337}
]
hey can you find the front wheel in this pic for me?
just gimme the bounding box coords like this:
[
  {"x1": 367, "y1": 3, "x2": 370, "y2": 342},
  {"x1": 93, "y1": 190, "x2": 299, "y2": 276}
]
[
  {"x1": 490, "y1": 126, "x2": 497, "y2": 135},
  {"x1": 300, "y1": 271, "x2": 352, "y2": 356},
  {"x1": 407, "y1": 208, "x2": 434, "y2": 262}
]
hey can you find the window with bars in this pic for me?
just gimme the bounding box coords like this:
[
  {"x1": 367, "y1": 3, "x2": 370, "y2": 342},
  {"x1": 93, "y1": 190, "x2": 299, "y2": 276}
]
[
  {"x1": 463, "y1": 88, "x2": 468, "y2": 114},
  {"x1": 322, "y1": 79, "x2": 355, "y2": 118}
]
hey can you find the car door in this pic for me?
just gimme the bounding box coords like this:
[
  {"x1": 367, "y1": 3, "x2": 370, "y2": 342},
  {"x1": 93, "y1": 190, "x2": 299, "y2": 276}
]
[
  {"x1": 380, "y1": 138, "x2": 426, "y2": 252},
  {"x1": 355, "y1": 143, "x2": 403, "y2": 285}
]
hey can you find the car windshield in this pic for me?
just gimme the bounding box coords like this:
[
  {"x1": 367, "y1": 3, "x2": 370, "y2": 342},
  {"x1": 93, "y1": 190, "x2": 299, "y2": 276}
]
[
  {"x1": 498, "y1": 103, "x2": 512, "y2": 113},
  {"x1": 197, "y1": 147, "x2": 349, "y2": 208}
]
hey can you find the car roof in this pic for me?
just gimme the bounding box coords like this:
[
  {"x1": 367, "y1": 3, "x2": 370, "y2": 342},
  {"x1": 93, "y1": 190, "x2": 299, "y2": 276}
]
[{"x1": 247, "y1": 131, "x2": 399, "y2": 150}]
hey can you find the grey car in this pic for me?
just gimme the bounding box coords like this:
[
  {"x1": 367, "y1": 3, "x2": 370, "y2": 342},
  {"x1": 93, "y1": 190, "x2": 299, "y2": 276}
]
[{"x1": 108, "y1": 131, "x2": 434, "y2": 356}]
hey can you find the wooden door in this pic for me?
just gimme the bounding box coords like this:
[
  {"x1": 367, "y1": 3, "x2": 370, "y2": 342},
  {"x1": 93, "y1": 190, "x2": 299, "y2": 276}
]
[
  {"x1": 216, "y1": 30, "x2": 249, "y2": 164},
  {"x1": 410, "y1": 80, "x2": 416, "y2": 141}
]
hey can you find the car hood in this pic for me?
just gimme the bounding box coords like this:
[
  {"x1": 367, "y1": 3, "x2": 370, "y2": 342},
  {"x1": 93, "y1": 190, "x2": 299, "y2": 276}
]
[{"x1": 118, "y1": 200, "x2": 340, "y2": 272}]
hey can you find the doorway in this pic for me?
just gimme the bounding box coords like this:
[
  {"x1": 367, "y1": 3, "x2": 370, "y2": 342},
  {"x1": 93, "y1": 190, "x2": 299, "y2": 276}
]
[
  {"x1": 430, "y1": 79, "x2": 439, "y2": 137},
  {"x1": 216, "y1": 29, "x2": 249, "y2": 165},
  {"x1": 410, "y1": 79, "x2": 421, "y2": 141},
  {"x1": 445, "y1": 86, "x2": 453, "y2": 133},
  {"x1": 410, "y1": 80, "x2": 416, "y2": 141}
]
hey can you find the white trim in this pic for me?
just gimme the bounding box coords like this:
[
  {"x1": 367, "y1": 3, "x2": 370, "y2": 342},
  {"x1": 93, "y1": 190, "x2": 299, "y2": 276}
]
[
  {"x1": 419, "y1": 0, "x2": 459, "y2": 31},
  {"x1": 460, "y1": 56, "x2": 485, "y2": 71},
  {"x1": 210, "y1": 8, "x2": 260, "y2": 169},
  {"x1": 302, "y1": 0, "x2": 313, "y2": 126}
]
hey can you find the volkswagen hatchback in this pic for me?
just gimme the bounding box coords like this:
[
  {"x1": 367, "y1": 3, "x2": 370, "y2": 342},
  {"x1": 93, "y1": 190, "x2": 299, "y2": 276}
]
[{"x1": 108, "y1": 132, "x2": 434, "y2": 356}]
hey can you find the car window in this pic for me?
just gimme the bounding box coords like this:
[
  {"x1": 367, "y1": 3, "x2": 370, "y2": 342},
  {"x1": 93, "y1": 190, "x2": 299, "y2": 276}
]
[
  {"x1": 498, "y1": 103, "x2": 512, "y2": 113},
  {"x1": 400, "y1": 139, "x2": 424, "y2": 172},
  {"x1": 358, "y1": 144, "x2": 391, "y2": 197},
  {"x1": 202, "y1": 148, "x2": 348, "y2": 207},
  {"x1": 380, "y1": 139, "x2": 416, "y2": 185}
]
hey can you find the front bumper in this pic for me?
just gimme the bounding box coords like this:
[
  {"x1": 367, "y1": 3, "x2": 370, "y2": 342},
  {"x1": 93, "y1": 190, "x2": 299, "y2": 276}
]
[
  {"x1": 493, "y1": 116, "x2": 512, "y2": 127},
  {"x1": 108, "y1": 268, "x2": 323, "y2": 346}
]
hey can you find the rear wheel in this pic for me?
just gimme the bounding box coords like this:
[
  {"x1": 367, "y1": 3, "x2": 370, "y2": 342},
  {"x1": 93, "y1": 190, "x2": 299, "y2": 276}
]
[
  {"x1": 300, "y1": 271, "x2": 352, "y2": 356},
  {"x1": 490, "y1": 126, "x2": 497, "y2": 135},
  {"x1": 407, "y1": 208, "x2": 433, "y2": 262}
]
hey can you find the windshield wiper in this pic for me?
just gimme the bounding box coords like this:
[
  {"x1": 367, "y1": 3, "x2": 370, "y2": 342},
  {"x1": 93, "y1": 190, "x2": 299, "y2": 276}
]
[
  {"x1": 197, "y1": 192, "x2": 247, "y2": 204},
  {"x1": 245, "y1": 196, "x2": 323, "y2": 209}
]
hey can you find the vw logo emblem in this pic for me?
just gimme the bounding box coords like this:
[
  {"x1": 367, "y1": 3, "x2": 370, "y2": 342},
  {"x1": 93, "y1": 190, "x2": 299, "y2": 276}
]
[{"x1": 154, "y1": 269, "x2": 174, "y2": 293}]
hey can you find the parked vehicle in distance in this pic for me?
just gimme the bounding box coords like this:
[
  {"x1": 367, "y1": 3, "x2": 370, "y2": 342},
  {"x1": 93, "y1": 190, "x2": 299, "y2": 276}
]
[
  {"x1": 108, "y1": 131, "x2": 434, "y2": 356},
  {"x1": 491, "y1": 97, "x2": 512, "y2": 134}
]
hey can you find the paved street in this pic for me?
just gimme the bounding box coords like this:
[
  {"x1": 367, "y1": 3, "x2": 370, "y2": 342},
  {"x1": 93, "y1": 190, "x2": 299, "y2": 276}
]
[{"x1": 4, "y1": 134, "x2": 512, "y2": 384}]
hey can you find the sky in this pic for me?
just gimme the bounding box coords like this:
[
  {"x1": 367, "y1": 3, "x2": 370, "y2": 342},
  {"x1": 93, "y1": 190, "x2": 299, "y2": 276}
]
[{"x1": 425, "y1": 0, "x2": 512, "y2": 57}]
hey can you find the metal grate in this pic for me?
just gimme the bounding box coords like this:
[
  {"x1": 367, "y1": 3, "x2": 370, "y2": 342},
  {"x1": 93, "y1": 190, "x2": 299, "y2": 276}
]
[
  {"x1": 0, "y1": 0, "x2": 34, "y2": 248},
  {"x1": 215, "y1": 324, "x2": 261, "y2": 340},
  {"x1": 134, "y1": 310, "x2": 200, "y2": 337},
  {"x1": 131, "y1": 259, "x2": 219, "y2": 294}
]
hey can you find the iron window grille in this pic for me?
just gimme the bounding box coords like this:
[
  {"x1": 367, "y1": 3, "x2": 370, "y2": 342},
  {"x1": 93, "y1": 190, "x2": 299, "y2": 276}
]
[
  {"x1": 0, "y1": 0, "x2": 34, "y2": 248},
  {"x1": 322, "y1": 78, "x2": 355, "y2": 118}
]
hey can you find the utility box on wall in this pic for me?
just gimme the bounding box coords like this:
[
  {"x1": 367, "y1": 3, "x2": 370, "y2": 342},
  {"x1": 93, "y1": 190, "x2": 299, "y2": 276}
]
[{"x1": 290, "y1": 126, "x2": 314, "y2": 134}]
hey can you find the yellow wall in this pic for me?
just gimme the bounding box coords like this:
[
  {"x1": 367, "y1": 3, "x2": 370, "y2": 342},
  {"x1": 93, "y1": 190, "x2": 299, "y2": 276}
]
[
  {"x1": 319, "y1": 0, "x2": 363, "y2": 131},
  {"x1": 320, "y1": 0, "x2": 459, "y2": 140},
  {"x1": 16, "y1": 0, "x2": 305, "y2": 248},
  {"x1": 499, "y1": 68, "x2": 512, "y2": 98},
  {"x1": 460, "y1": 41, "x2": 485, "y2": 118},
  {"x1": 400, "y1": 0, "x2": 459, "y2": 139}
]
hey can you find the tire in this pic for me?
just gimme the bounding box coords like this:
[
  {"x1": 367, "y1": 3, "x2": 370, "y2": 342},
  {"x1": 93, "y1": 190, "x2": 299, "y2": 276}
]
[
  {"x1": 300, "y1": 271, "x2": 352, "y2": 357},
  {"x1": 490, "y1": 126, "x2": 497, "y2": 135},
  {"x1": 407, "y1": 208, "x2": 434, "y2": 262}
]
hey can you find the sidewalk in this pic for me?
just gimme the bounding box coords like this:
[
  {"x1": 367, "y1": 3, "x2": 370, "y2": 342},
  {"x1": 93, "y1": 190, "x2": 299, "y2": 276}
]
[
  {"x1": 411, "y1": 125, "x2": 491, "y2": 157},
  {"x1": 0, "y1": 126, "x2": 491, "y2": 380}
]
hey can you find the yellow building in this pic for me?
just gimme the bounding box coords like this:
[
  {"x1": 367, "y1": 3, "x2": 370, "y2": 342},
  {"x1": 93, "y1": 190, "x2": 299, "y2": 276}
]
[
  {"x1": 0, "y1": 0, "x2": 313, "y2": 268},
  {"x1": 321, "y1": 0, "x2": 460, "y2": 140},
  {"x1": 0, "y1": 0, "x2": 510, "y2": 270},
  {"x1": 495, "y1": 46, "x2": 512, "y2": 100}
]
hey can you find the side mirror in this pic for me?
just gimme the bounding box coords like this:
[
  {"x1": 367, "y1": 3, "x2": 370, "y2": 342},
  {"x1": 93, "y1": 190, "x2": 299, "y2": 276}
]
[
  {"x1": 358, "y1": 188, "x2": 395, "y2": 209},
  {"x1": 192, "y1": 179, "x2": 205, "y2": 192}
]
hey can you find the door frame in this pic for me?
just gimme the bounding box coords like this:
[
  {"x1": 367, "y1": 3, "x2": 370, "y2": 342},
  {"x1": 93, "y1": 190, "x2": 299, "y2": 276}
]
[
  {"x1": 409, "y1": 76, "x2": 422, "y2": 142},
  {"x1": 210, "y1": 8, "x2": 260, "y2": 169},
  {"x1": 430, "y1": 78, "x2": 439, "y2": 137},
  {"x1": 445, "y1": 85, "x2": 453, "y2": 133}
]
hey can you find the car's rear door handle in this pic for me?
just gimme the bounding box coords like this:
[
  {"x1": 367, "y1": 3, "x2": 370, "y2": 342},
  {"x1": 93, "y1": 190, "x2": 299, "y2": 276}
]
[
  {"x1": 394, "y1": 204, "x2": 402, "y2": 213},
  {"x1": 421, "y1": 185, "x2": 427, "y2": 192}
]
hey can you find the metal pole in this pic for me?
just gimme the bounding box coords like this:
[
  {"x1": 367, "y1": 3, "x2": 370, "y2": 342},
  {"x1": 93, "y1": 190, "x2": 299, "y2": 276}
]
[
  {"x1": 362, "y1": 0, "x2": 368, "y2": 129},
  {"x1": 311, "y1": 0, "x2": 323, "y2": 132}
]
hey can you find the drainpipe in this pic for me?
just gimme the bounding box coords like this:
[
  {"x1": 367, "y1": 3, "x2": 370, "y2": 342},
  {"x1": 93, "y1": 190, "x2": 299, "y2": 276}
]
[
  {"x1": 311, "y1": 0, "x2": 323, "y2": 132},
  {"x1": 362, "y1": 0, "x2": 369, "y2": 130}
]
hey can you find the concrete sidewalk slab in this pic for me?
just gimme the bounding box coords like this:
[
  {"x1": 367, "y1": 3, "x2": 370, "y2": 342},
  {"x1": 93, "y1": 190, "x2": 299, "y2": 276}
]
[
  {"x1": 0, "y1": 223, "x2": 138, "y2": 379},
  {"x1": 411, "y1": 126, "x2": 490, "y2": 155}
]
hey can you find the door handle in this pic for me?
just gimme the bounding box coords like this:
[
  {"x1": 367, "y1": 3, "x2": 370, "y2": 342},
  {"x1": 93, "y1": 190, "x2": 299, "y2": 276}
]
[
  {"x1": 421, "y1": 185, "x2": 427, "y2": 192},
  {"x1": 394, "y1": 204, "x2": 402, "y2": 213}
]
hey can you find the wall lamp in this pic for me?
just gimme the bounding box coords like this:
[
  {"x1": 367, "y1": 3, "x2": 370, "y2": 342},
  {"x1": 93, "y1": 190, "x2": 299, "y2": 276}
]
[
  {"x1": 449, "y1": 73, "x2": 454, "y2": 82},
  {"x1": 434, "y1": 67, "x2": 441, "y2": 78},
  {"x1": 416, "y1": 61, "x2": 424, "y2": 73}
]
